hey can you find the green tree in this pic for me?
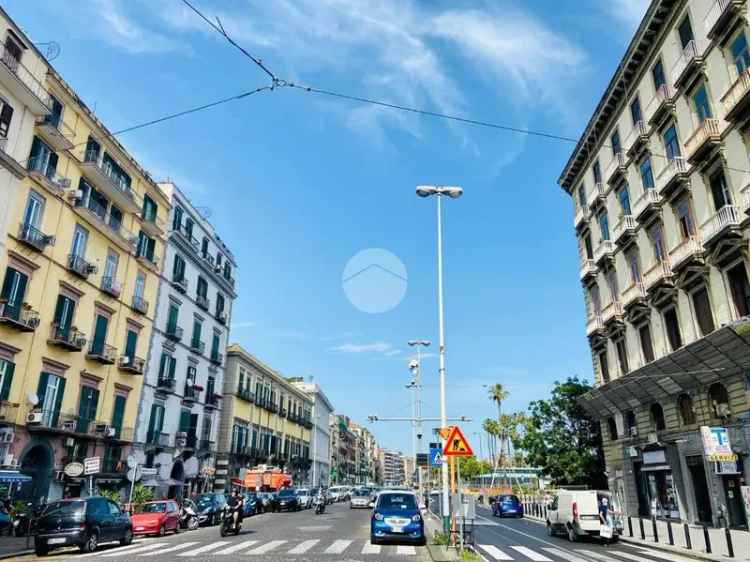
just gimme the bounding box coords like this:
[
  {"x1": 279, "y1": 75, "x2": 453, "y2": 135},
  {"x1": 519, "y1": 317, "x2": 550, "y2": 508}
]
[
  {"x1": 130, "y1": 484, "x2": 153, "y2": 507},
  {"x1": 488, "y1": 384, "x2": 510, "y2": 465},
  {"x1": 518, "y1": 376, "x2": 606, "y2": 488},
  {"x1": 482, "y1": 418, "x2": 498, "y2": 460},
  {"x1": 456, "y1": 456, "x2": 492, "y2": 481}
]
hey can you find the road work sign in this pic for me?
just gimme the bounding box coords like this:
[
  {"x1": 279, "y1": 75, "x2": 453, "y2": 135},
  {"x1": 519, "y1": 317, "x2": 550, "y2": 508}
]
[{"x1": 443, "y1": 426, "x2": 474, "y2": 457}]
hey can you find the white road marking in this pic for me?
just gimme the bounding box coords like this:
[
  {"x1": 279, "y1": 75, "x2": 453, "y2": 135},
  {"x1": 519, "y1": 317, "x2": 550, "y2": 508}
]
[
  {"x1": 101, "y1": 543, "x2": 167, "y2": 557},
  {"x1": 396, "y1": 545, "x2": 416, "y2": 555},
  {"x1": 478, "y1": 544, "x2": 513, "y2": 560},
  {"x1": 324, "y1": 539, "x2": 353, "y2": 554},
  {"x1": 76, "y1": 540, "x2": 148, "y2": 558},
  {"x1": 176, "y1": 541, "x2": 230, "y2": 556},
  {"x1": 607, "y1": 550, "x2": 669, "y2": 562},
  {"x1": 576, "y1": 549, "x2": 656, "y2": 562},
  {"x1": 361, "y1": 542, "x2": 382, "y2": 554},
  {"x1": 246, "y1": 540, "x2": 287, "y2": 554},
  {"x1": 139, "y1": 542, "x2": 199, "y2": 556},
  {"x1": 510, "y1": 545, "x2": 553, "y2": 561},
  {"x1": 541, "y1": 547, "x2": 593, "y2": 562},
  {"x1": 287, "y1": 539, "x2": 319, "y2": 554},
  {"x1": 213, "y1": 540, "x2": 258, "y2": 555},
  {"x1": 628, "y1": 547, "x2": 697, "y2": 562}
]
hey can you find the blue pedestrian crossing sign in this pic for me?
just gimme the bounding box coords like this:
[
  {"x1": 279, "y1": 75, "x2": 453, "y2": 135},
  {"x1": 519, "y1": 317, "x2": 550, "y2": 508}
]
[{"x1": 429, "y1": 445, "x2": 443, "y2": 467}]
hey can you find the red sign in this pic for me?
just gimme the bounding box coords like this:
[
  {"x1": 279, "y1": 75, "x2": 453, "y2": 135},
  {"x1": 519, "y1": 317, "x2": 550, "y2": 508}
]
[{"x1": 443, "y1": 426, "x2": 474, "y2": 457}]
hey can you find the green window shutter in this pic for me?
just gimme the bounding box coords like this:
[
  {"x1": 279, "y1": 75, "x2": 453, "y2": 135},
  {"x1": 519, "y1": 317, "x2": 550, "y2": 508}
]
[
  {"x1": 179, "y1": 409, "x2": 191, "y2": 433},
  {"x1": 167, "y1": 305, "x2": 178, "y2": 331},
  {"x1": 147, "y1": 404, "x2": 157, "y2": 442},
  {"x1": 158, "y1": 353, "x2": 167, "y2": 379},
  {"x1": 0, "y1": 360, "x2": 15, "y2": 401},
  {"x1": 125, "y1": 330, "x2": 137, "y2": 358},
  {"x1": 52, "y1": 376, "x2": 65, "y2": 427},
  {"x1": 92, "y1": 315, "x2": 108, "y2": 354},
  {"x1": 36, "y1": 372, "x2": 50, "y2": 408},
  {"x1": 111, "y1": 395, "x2": 126, "y2": 438},
  {"x1": 212, "y1": 334, "x2": 219, "y2": 356},
  {"x1": 168, "y1": 356, "x2": 176, "y2": 379},
  {"x1": 156, "y1": 405, "x2": 165, "y2": 433},
  {"x1": 77, "y1": 386, "x2": 99, "y2": 432}
]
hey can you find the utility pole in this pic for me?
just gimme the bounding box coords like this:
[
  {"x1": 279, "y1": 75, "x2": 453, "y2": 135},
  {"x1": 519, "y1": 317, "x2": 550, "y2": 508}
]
[{"x1": 408, "y1": 340, "x2": 430, "y2": 491}]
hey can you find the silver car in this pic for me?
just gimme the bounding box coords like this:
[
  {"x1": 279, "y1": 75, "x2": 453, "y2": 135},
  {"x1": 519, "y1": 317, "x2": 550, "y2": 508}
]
[
  {"x1": 296, "y1": 488, "x2": 313, "y2": 509},
  {"x1": 350, "y1": 489, "x2": 373, "y2": 509}
]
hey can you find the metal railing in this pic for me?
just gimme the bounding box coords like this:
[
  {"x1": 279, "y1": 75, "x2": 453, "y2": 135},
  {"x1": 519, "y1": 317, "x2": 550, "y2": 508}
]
[
  {"x1": 722, "y1": 66, "x2": 750, "y2": 117},
  {"x1": 210, "y1": 351, "x2": 223, "y2": 365},
  {"x1": 633, "y1": 188, "x2": 662, "y2": 218},
  {"x1": 601, "y1": 300, "x2": 624, "y2": 323},
  {"x1": 701, "y1": 205, "x2": 741, "y2": 244},
  {"x1": 579, "y1": 259, "x2": 598, "y2": 281},
  {"x1": 118, "y1": 354, "x2": 145, "y2": 374},
  {"x1": 645, "y1": 83, "x2": 674, "y2": 123},
  {"x1": 165, "y1": 324, "x2": 184, "y2": 341},
  {"x1": 87, "y1": 342, "x2": 117, "y2": 363},
  {"x1": 196, "y1": 295, "x2": 210, "y2": 310},
  {"x1": 0, "y1": 43, "x2": 50, "y2": 108},
  {"x1": 671, "y1": 40, "x2": 709, "y2": 85},
  {"x1": 685, "y1": 118, "x2": 721, "y2": 158},
  {"x1": 190, "y1": 338, "x2": 205, "y2": 354},
  {"x1": 82, "y1": 149, "x2": 134, "y2": 201},
  {"x1": 613, "y1": 215, "x2": 637, "y2": 241},
  {"x1": 49, "y1": 323, "x2": 86, "y2": 350},
  {"x1": 101, "y1": 276, "x2": 122, "y2": 298},
  {"x1": 587, "y1": 181, "x2": 606, "y2": 208},
  {"x1": 606, "y1": 151, "x2": 627, "y2": 181},
  {"x1": 237, "y1": 387, "x2": 255, "y2": 402},
  {"x1": 704, "y1": 0, "x2": 741, "y2": 34},
  {"x1": 594, "y1": 240, "x2": 615, "y2": 263},
  {"x1": 173, "y1": 276, "x2": 188, "y2": 292},
  {"x1": 68, "y1": 254, "x2": 97, "y2": 277},
  {"x1": 0, "y1": 301, "x2": 40, "y2": 331},
  {"x1": 157, "y1": 377, "x2": 176, "y2": 391},
  {"x1": 132, "y1": 295, "x2": 149, "y2": 314},
  {"x1": 670, "y1": 236, "x2": 704, "y2": 268},
  {"x1": 18, "y1": 222, "x2": 54, "y2": 251},
  {"x1": 624, "y1": 120, "x2": 649, "y2": 152},
  {"x1": 644, "y1": 260, "x2": 673, "y2": 288},
  {"x1": 656, "y1": 156, "x2": 688, "y2": 192}
]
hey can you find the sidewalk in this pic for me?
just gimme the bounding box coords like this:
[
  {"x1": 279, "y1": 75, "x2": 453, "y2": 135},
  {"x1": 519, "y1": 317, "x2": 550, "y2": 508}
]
[{"x1": 0, "y1": 535, "x2": 33, "y2": 560}]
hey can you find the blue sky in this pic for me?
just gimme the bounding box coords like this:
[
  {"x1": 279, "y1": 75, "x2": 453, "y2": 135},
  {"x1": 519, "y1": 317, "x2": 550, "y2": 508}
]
[{"x1": 7, "y1": 0, "x2": 650, "y2": 455}]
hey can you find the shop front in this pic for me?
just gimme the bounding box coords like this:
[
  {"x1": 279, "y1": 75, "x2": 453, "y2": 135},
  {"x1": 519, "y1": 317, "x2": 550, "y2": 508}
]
[{"x1": 634, "y1": 448, "x2": 682, "y2": 520}]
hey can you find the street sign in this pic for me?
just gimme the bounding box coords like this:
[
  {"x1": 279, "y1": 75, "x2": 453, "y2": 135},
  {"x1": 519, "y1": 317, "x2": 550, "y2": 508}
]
[
  {"x1": 429, "y1": 445, "x2": 443, "y2": 467},
  {"x1": 701, "y1": 426, "x2": 735, "y2": 462},
  {"x1": 84, "y1": 456, "x2": 100, "y2": 475},
  {"x1": 438, "y1": 426, "x2": 454, "y2": 440},
  {"x1": 63, "y1": 462, "x2": 84, "y2": 478},
  {"x1": 126, "y1": 455, "x2": 137, "y2": 469},
  {"x1": 126, "y1": 466, "x2": 142, "y2": 482},
  {"x1": 416, "y1": 453, "x2": 429, "y2": 467},
  {"x1": 443, "y1": 426, "x2": 473, "y2": 457}
]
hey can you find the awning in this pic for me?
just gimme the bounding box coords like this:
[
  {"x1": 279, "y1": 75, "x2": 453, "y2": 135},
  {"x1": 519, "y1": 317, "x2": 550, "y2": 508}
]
[
  {"x1": 580, "y1": 320, "x2": 750, "y2": 418},
  {"x1": 0, "y1": 470, "x2": 32, "y2": 483}
]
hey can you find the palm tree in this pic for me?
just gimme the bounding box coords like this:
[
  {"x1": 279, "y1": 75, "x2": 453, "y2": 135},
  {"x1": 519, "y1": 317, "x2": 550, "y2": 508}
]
[
  {"x1": 482, "y1": 418, "x2": 498, "y2": 461},
  {"x1": 488, "y1": 384, "x2": 510, "y2": 471}
]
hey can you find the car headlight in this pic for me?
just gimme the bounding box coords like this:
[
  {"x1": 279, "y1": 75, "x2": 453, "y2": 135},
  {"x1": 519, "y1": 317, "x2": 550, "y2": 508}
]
[
  {"x1": 412, "y1": 514, "x2": 421, "y2": 522},
  {"x1": 374, "y1": 513, "x2": 384, "y2": 520}
]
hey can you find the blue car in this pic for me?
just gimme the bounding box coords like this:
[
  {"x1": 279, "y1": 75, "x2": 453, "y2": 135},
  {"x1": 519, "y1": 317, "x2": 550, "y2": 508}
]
[
  {"x1": 371, "y1": 491, "x2": 425, "y2": 546},
  {"x1": 492, "y1": 494, "x2": 524, "y2": 518}
]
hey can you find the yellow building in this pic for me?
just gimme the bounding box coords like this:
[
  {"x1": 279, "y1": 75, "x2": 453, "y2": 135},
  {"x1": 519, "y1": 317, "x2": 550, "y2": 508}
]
[
  {"x1": 0, "y1": 28, "x2": 169, "y2": 502},
  {"x1": 219, "y1": 344, "x2": 312, "y2": 489}
]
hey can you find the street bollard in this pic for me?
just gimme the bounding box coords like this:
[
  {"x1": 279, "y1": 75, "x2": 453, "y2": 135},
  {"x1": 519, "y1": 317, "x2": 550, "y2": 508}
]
[
  {"x1": 627, "y1": 516, "x2": 633, "y2": 537},
  {"x1": 684, "y1": 523, "x2": 692, "y2": 550},
  {"x1": 725, "y1": 527, "x2": 734, "y2": 558},
  {"x1": 543, "y1": 505, "x2": 547, "y2": 520},
  {"x1": 703, "y1": 526, "x2": 712, "y2": 554},
  {"x1": 639, "y1": 518, "x2": 645, "y2": 540},
  {"x1": 667, "y1": 520, "x2": 674, "y2": 545},
  {"x1": 652, "y1": 517, "x2": 658, "y2": 543}
]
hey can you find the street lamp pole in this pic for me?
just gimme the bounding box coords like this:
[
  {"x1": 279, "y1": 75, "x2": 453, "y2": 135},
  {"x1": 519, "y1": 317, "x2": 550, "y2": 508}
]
[
  {"x1": 408, "y1": 339, "x2": 430, "y2": 492},
  {"x1": 416, "y1": 184, "x2": 463, "y2": 534}
]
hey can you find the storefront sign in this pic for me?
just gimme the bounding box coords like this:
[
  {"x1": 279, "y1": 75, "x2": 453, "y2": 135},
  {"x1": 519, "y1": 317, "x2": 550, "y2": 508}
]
[
  {"x1": 701, "y1": 426, "x2": 735, "y2": 462},
  {"x1": 83, "y1": 457, "x2": 100, "y2": 475},
  {"x1": 741, "y1": 486, "x2": 750, "y2": 529},
  {"x1": 643, "y1": 449, "x2": 666, "y2": 465},
  {"x1": 63, "y1": 462, "x2": 84, "y2": 478},
  {"x1": 715, "y1": 461, "x2": 741, "y2": 475}
]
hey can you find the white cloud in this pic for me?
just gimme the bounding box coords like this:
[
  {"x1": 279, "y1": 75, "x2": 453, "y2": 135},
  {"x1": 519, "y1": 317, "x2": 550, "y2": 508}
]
[
  {"x1": 605, "y1": 0, "x2": 650, "y2": 31},
  {"x1": 330, "y1": 341, "x2": 396, "y2": 354}
]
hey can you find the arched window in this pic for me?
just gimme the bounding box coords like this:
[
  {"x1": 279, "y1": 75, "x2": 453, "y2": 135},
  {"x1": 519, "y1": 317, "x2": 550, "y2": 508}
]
[
  {"x1": 625, "y1": 411, "x2": 637, "y2": 436},
  {"x1": 709, "y1": 383, "x2": 730, "y2": 419},
  {"x1": 607, "y1": 417, "x2": 618, "y2": 441},
  {"x1": 677, "y1": 394, "x2": 696, "y2": 426},
  {"x1": 650, "y1": 403, "x2": 666, "y2": 431}
]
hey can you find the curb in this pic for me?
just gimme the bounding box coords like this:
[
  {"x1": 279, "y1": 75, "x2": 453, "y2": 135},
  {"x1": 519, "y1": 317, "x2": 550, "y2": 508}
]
[{"x1": 0, "y1": 550, "x2": 33, "y2": 560}]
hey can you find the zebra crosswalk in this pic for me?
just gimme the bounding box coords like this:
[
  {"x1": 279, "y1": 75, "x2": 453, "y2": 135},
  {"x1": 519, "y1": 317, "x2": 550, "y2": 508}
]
[{"x1": 477, "y1": 544, "x2": 699, "y2": 562}]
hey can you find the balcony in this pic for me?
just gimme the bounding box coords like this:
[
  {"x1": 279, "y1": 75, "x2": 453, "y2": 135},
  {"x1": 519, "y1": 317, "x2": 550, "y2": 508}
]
[
  {"x1": 704, "y1": 0, "x2": 746, "y2": 39},
  {"x1": 118, "y1": 354, "x2": 144, "y2": 374},
  {"x1": 165, "y1": 324, "x2": 184, "y2": 342},
  {"x1": 669, "y1": 236, "x2": 704, "y2": 271},
  {"x1": 183, "y1": 385, "x2": 199, "y2": 405},
  {"x1": 173, "y1": 223, "x2": 200, "y2": 253},
  {"x1": 132, "y1": 295, "x2": 149, "y2": 315},
  {"x1": 196, "y1": 295, "x2": 210, "y2": 311},
  {"x1": 100, "y1": 276, "x2": 122, "y2": 299},
  {"x1": 0, "y1": 43, "x2": 50, "y2": 116},
  {"x1": 67, "y1": 254, "x2": 97, "y2": 279},
  {"x1": 48, "y1": 324, "x2": 86, "y2": 351},
  {"x1": 644, "y1": 260, "x2": 674, "y2": 290},
  {"x1": 146, "y1": 431, "x2": 171, "y2": 449},
  {"x1": 622, "y1": 282, "x2": 648, "y2": 308},
  {"x1": 0, "y1": 302, "x2": 40, "y2": 332},
  {"x1": 613, "y1": 215, "x2": 637, "y2": 246},
  {"x1": 79, "y1": 149, "x2": 139, "y2": 213},
  {"x1": 190, "y1": 338, "x2": 205, "y2": 355},
  {"x1": 87, "y1": 342, "x2": 117, "y2": 365},
  {"x1": 156, "y1": 377, "x2": 176, "y2": 392},
  {"x1": 586, "y1": 314, "x2": 605, "y2": 337},
  {"x1": 645, "y1": 84, "x2": 676, "y2": 126},
  {"x1": 216, "y1": 310, "x2": 228, "y2": 325},
  {"x1": 36, "y1": 113, "x2": 75, "y2": 151},
  {"x1": 27, "y1": 156, "x2": 71, "y2": 196},
  {"x1": 205, "y1": 393, "x2": 222, "y2": 409},
  {"x1": 685, "y1": 119, "x2": 722, "y2": 164},
  {"x1": 135, "y1": 248, "x2": 159, "y2": 271},
  {"x1": 625, "y1": 121, "x2": 649, "y2": 156},
  {"x1": 17, "y1": 222, "x2": 55, "y2": 252},
  {"x1": 722, "y1": 67, "x2": 750, "y2": 123},
  {"x1": 579, "y1": 259, "x2": 598, "y2": 283},
  {"x1": 601, "y1": 301, "x2": 624, "y2": 325},
  {"x1": 587, "y1": 182, "x2": 606, "y2": 209},
  {"x1": 237, "y1": 387, "x2": 255, "y2": 402},
  {"x1": 605, "y1": 152, "x2": 628, "y2": 185},
  {"x1": 574, "y1": 204, "x2": 589, "y2": 229},
  {"x1": 593, "y1": 240, "x2": 615, "y2": 266},
  {"x1": 210, "y1": 351, "x2": 223, "y2": 366},
  {"x1": 172, "y1": 276, "x2": 188, "y2": 293},
  {"x1": 700, "y1": 205, "x2": 742, "y2": 247},
  {"x1": 139, "y1": 210, "x2": 166, "y2": 238},
  {"x1": 73, "y1": 198, "x2": 136, "y2": 253},
  {"x1": 671, "y1": 40, "x2": 708, "y2": 89},
  {"x1": 656, "y1": 157, "x2": 690, "y2": 199},
  {"x1": 632, "y1": 188, "x2": 662, "y2": 222}
]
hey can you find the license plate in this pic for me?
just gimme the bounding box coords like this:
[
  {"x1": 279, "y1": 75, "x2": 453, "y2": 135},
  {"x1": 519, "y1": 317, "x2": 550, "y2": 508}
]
[
  {"x1": 135, "y1": 526, "x2": 144, "y2": 531},
  {"x1": 48, "y1": 538, "x2": 66, "y2": 545}
]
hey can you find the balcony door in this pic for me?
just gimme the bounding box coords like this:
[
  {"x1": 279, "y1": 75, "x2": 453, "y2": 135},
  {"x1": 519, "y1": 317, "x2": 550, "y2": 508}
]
[
  {"x1": 730, "y1": 32, "x2": 750, "y2": 75},
  {"x1": 53, "y1": 294, "x2": 75, "y2": 339},
  {"x1": 23, "y1": 192, "x2": 44, "y2": 229},
  {"x1": 2, "y1": 35, "x2": 21, "y2": 70},
  {"x1": 1, "y1": 267, "x2": 28, "y2": 320},
  {"x1": 709, "y1": 169, "x2": 732, "y2": 211},
  {"x1": 727, "y1": 263, "x2": 750, "y2": 318},
  {"x1": 0, "y1": 359, "x2": 15, "y2": 401},
  {"x1": 124, "y1": 329, "x2": 137, "y2": 360},
  {"x1": 111, "y1": 395, "x2": 126, "y2": 439},
  {"x1": 91, "y1": 314, "x2": 108, "y2": 356},
  {"x1": 37, "y1": 372, "x2": 65, "y2": 427},
  {"x1": 678, "y1": 16, "x2": 694, "y2": 50},
  {"x1": 103, "y1": 252, "x2": 118, "y2": 282},
  {"x1": 29, "y1": 136, "x2": 57, "y2": 178},
  {"x1": 71, "y1": 226, "x2": 88, "y2": 258},
  {"x1": 77, "y1": 386, "x2": 99, "y2": 434}
]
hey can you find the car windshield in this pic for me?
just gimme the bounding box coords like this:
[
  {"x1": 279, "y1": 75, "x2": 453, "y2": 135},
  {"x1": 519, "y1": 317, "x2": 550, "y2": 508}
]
[
  {"x1": 354, "y1": 490, "x2": 370, "y2": 497},
  {"x1": 278, "y1": 489, "x2": 296, "y2": 497},
  {"x1": 137, "y1": 503, "x2": 166, "y2": 513},
  {"x1": 378, "y1": 494, "x2": 417, "y2": 510},
  {"x1": 500, "y1": 495, "x2": 519, "y2": 502},
  {"x1": 297, "y1": 489, "x2": 309, "y2": 495},
  {"x1": 43, "y1": 500, "x2": 85, "y2": 517},
  {"x1": 196, "y1": 495, "x2": 215, "y2": 508}
]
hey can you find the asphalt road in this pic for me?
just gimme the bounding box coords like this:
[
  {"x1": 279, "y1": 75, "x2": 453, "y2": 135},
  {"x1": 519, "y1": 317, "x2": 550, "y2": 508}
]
[
  {"x1": 14, "y1": 502, "x2": 430, "y2": 562},
  {"x1": 473, "y1": 506, "x2": 701, "y2": 562}
]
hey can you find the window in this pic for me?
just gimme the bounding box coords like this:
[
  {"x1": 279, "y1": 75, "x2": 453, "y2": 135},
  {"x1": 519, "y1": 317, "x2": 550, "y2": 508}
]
[
  {"x1": 607, "y1": 417, "x2": 618, "y2": 441},
  {"x1": 611, "y1": 130, "x2": 622, "y2": 155},
  {"x1": 640, "y1": 158, "x2": 655, "y2": 189},
  {"x1": 223, "y1": 262, "x2": 232, "y2": 282},
  {"x1": 599, "y1": 351, "x2": 610, "y2": 384},
  {"x1": 584, "y1": 235, "x2": 594, "y2": 260},
  {"x1": 124, "y1": 329, "x2": 138, "y2": 360},
  {"x1": 650, "y1": 403, "x2": 666, "y2": 431},
  {"x1": 201, "y1": 237, "x2": 209, "y2": 257},
  {"x1": 590, "y1": 285, "x2": 602, "y2": 314},
  {"x1": 77, "y1": 385, "x2": 99, "y2": 433},
  {"x1": 727, "y1": 262, "x2": 750, "y2": 317},
  {"x1": 625, "y1": 411, "x2": 637, "y2": 436},
  {"x1": 173, "y1": 206, "x2": 183, "y2": 232},
  {"x1": 663, "y1": 124, "x2": 681, "y2": 160},
  {"x1": 86, "y1": 185, "x2": 108, "y2": 221},
  {"x1": 134, "y1": 272, "x2": 146, "y2": 299},
  {"x1": 663, "y1": 307, "x2": 683, "y2": 351},
  {"x1": 0, "y1": 99, "x2": 13, "y2": 138},
  {"x1": 201, "y1": 414, "x2": 212, "y2": 441},
  {"x1": 675, "y1": 197, "x2": 696, "y2": 240},
  {"x1": 606, "y1": 270, "x2": 619, "y2": 302},
  {"x1": 197, "y1": 277, "x2": 208, "y2": 299},
  {"x1": 158, "y1": 353, "x2": 176, "y2": 382},
  {"x1": 206, "y1": 376, "x2": 215, "y2": 398},
  {"x1": 142, "y1": 195, "x2": 157, "y2": 222},
  {"x1": 192, "y1": 319, "x2": 202, "y2": 346},
  {"x1": 53, "y1": 294, "x2": 75, "y2": 337},
  {"x1": 166, "y1": 303, "x2": 179, "y2": 333},
  {"x1": 709, "y1": 383, "x2": 730, "y2": 418},
  {"x1": 593, "y1": 160, "x2": 602, "y2": 184},
  {"x1": 730, "y1": 31, "x2": 750, "y2": 75},
  {"x1": 71, "y1": 225, "x2": 88, "y2": 258},
  {"x1": 652, "y1": 60, "x2": 666, "y2": 90},
  {"x1": 101, "y1": 153, "x2": 131, "y2": 191},
  {"x1": 23, "y1": 192, "x2": 44, "y2": 228},
  {"x1": 692, "y1": 286, "x2": 715, "y2": 336},
  {"x1": 3, "y1": 35, "x2": 22, "y2": 68},
  {"x1": 630, "y1": 98, "x2": 643, "y2": 125},
  {"x1": 147, "y1": 403, "x2": 165, "y2": 443},
  {"x1": 0, "y1": 267, "x2": 28, "y2": 320},
  {"x1": 617, "y1": 184, "x2": 631, "y2": 215},
  {"x1": 173, "y1": 254, "x2": 186, "y2": 282},
  {"x1": 615, "y1": 338, "x2": 629, "y2": 375},
  {"x1": 103, "y1": 251, "x2": 118, "y2": 282},
  {"x1": 185, "y1": 218, "x2": 194, "y2": 240},
  {"x1": 627, "y1": 249, "x2": 642, "y2": 283},
  {"x1": 708, "y1": 168, "x2": 732, "y2": 210},
  {"x1": 28, "y1": 136, "x2": 57, "y2": 177},
  {"x1": 598, "y1": 212, "x2": 610, "y2": 241},
  {"x1": 211, "y1": 333, "x2": 221, "y2": 358},
  {"x1": 136, "y1": 232, "x2": 155, "y2": 262},
  {"x1": 678, "y1": 16, "x2": 694, "y2": 49},
  {"x1": 91, "y1": 313, "x2": 109, "y2": 356},
  {"x1": 37, "y1": 372, "x2": 65, "y2": 427},
  {"x1": 639, "y1": 323, "x2": 655, "y2": 363},
  {"x1": 578, "y1": 185, "x2": 586, "y2": 209},
  {"x1": 216, "y1": 293, "x2": 225, "y2": 315},
  {"x1": 47, "y1": 94, "x2": 63, "y2": 128},
  {"x1": 677, "y1": 394, "x2": 696, "y2": 426},
  {"x1": 85, "y1": 136, "x2": 101, "y2": 162},
  {"x1": 0, "y1": 358, "x2": 15, "y2": 401},
  {"x1": 692, "y1": 84, "x2": 712, "y2": 123}
]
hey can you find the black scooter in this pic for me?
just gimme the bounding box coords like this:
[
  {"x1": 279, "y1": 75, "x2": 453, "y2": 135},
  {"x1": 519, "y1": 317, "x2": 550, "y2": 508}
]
[
  {"x1": 219, "y1": 505, "x2": 242, "y2": 536},
  {"x1": 314, "y1": 497, "x2": 325, "y2": 515}
]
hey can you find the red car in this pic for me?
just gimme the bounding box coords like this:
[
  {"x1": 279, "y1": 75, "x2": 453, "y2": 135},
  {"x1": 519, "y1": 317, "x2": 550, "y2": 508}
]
[{"x1": 131, "y1": 500, "x2": 180, "y2": 536}]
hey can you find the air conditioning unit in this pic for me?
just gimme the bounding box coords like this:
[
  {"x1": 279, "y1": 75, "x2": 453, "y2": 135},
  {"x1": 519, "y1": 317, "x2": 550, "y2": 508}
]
[
  {"x1": 55, "y1": 178, "x2": 71, "y2": 189},
  {"x1": 3, "y1": 454, "x2": 17, "y2": 467},
  {"x1": 0, "y1": 431, "x2": 14, "y2": 443},
  {"x1": 65, "y1": 188, "x2": 83, "y2": 200},
  {"x1": 85, "y1": 264, "x2": 98, "y2": 275},
  {"x1": 74, "y1": 335, "x2": 87, "y2": 348},
  {"x1": 26, "y1": 411, "x2": 43, "y2": 425},
  {"x1": 63, "y1": 420, "x2": 76, "y2": 432},
  {"x1": 28, "y1": 316, "x2": 41, "y2": 329},
  {"x1": 94, "y1": 423, "x2": 108, "y2": 434},
  {"x1": 647, "y1": 432, "x2": 659, "y2": 444},
  {"x1": 121, "y1": 355, "x2": 131, "y2": 365},
  {"x1": 716, "y1": 403, "x2": 732, "y2": 418}
]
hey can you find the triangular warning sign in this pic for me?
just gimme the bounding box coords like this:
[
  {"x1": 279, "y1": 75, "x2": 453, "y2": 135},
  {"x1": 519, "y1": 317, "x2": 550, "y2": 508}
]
[{"x1": 442, "y1": 426, "x2": 474, "y2": 457}]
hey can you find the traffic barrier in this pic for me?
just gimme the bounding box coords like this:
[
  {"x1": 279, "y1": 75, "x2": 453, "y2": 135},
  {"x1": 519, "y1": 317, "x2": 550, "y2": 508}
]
[
  {"x1": 683, "y1": 523, "x2": 691, "y2": 550},
  {"x1": 725, "y1": 527, "x2": 733, "y2": 558},
  {"x1": 703, "y1": 525, "x2": 712, "y2": 554},
  {"x1": 666, "y1": 520, "x2": 673, "y2": 546}
]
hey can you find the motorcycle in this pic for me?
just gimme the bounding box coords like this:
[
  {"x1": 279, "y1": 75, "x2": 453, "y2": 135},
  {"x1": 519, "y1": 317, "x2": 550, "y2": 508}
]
[
  {"x1": 314, "y1": 497, "x2": 325, "y2": 515},
  {"x1": 12, "y1": 503, "x2": 42, "y2": 537},
  {"x1": 219, "y1": 505, "x2": 241, "y2": 537},
  {"x1": 180, "y1": 504, "x2": 199, "y2": 531}
]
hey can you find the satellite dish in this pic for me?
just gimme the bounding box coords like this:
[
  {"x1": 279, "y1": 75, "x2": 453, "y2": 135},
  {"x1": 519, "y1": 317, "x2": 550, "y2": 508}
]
[
  {"x1": 27, "y1": 392, "x2": 39, "y2": 406},
  {"x1": 34, "y1": 41, "x2": 61, "y2": 61}
]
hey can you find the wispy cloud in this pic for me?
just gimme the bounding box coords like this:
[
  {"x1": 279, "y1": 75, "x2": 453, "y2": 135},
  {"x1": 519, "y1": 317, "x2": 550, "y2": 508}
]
[
  {"x1": 604, "y1": 0, "x2": 650, "y2": 32},
  {"x1": 330, "y1": 341, "x2": 396, "y2": 354},
  {"x1": 230, "y1": 321, "x2": 256, "y2": 330}
]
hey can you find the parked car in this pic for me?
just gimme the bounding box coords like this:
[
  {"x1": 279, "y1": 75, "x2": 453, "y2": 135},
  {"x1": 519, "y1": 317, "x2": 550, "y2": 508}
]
[
  {"x1": 350, "y1": 489, "x2": 373, "y2": 509},
  {"x1": 546, "y1": 490, "x2": 621, "y2": 542},
  {"x1": 271, "y1": 488, "x2": 301, "y2": 512},
  {"x1": 131, "y1": 500, "x2": 181, "y2": 536},
  {"x1": 34, "y1": 497, "x2": 133, "y2": 556},
  {"x1": 329, "y1": 486, "x2": 347, "y2": 502},
  {"x1": 492, "y1": 494, "x2": 524, "y2": 518},
  {"x1": 195, "y1": 492, "x2": 227, "y2": 526},
  {"x1": 0, "y1": 507, "x2": 10, "y2": 536},
  {"x1": 296, "y1": 488, "x2": 313, "y2": 509},
  {"x1": 370, "y1": 490, "x2": 425, "y2": 545},
  {"x1": 258, "y1": 492, "x2": 275, "y2": 512},
  {"x1": 243, "y1": 492, "x2": 259, "y2": 516}
]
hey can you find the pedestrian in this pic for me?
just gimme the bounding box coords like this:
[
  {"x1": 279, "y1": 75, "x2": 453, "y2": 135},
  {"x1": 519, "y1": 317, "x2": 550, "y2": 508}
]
[{"x1": 598, "y1": 496, "x2": 613, "y2": 546}]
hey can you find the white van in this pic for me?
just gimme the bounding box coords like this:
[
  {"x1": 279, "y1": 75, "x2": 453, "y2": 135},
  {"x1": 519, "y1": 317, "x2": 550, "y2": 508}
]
[{"x1": 546, "y1": 490, "x2": 620, "y2": 542}]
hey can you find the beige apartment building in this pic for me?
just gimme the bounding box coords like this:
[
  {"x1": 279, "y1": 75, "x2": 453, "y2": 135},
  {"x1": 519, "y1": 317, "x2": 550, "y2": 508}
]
[{"x1": 559, "y1": 0, "x2": 750, "y2": 529}]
